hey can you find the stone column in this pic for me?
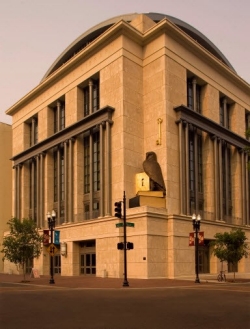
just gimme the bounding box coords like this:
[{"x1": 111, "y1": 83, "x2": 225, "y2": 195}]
[
  {"x1": 105, "y1": 120, "x2": 112, "y2": 216},
  {"x1": 68, "y1": 138, "x2": 74, "y2": 223},
  {"x1": 89, "y1": 79, "x2": 93, "y2": 114},
  {"x1": 192, "y1": 78, "x2": 197, "y2": 112},
  {"x1": 13, "y1": 166, "x2": 17, "y2": 218},
  {"x1": 184, "y1": 123, "x2": 190, "y2": 215},
  {"x1": 39, "y1": 153, "x2": 44, "y2": 228},
  {"x1": 194, "y1": 128, "x2": 199, "y2": 214},
  {"x1": 36, "y1": 155, "x2": 40, "y2": 225},
  {"x1": 31, "y1": 159, "x2": 35, "y2": 220},
  {"x1": 178, "y1": 120, "x2": 184, "y2": 214},
  {"x1": 246, "y1": 154, "x2": 249, "y2": 225},
  {"x1": 99, "y1": 123, "x2": 104, "y2": 217},
  {"x1": 89, "y1": 133, "x2": 93, "y2": 219},
  {"x1": 218, "y1": 139, "x2": 223, "y2": 220},
  {"x1": 224, "y1": 144, "x2": 229, "y2": 216},
  {"x1": 213, "y1": 136, "x2": 219, "y2": 221},
  {"x1": 64, "y1": 141, "x2": 68, "y2": 223},
  {"x1": 241, "y1": 151, "x2": 246, "y2": 224},
  {"x1": 57, "y1": 145, "x2": 61, "y2": 224}
]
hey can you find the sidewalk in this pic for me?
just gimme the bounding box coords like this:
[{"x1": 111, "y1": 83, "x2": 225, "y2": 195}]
[{"x1": 0, "y1": 273, "x2": 249, "y2": 289}]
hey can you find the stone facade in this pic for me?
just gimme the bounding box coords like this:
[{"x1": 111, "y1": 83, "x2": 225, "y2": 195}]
[{"x1": 4, "y1": 13, "x2": 250, "y2": 278}]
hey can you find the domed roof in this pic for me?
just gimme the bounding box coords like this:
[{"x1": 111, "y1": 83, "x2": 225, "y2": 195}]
[{"x1": 41, "y1": 13, "x2": 235, "y2": 81}]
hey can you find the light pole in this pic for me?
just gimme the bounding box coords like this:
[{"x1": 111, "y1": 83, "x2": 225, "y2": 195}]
[
  {"x1": 122, "y1": 191, "x2": 129, "y2": 287},
  {"x1": 47, "y1": 210, "x2": 56, "y2": 284},
  {"x1": 192, "y1": 213, "x2": 201, "y2": 283}
]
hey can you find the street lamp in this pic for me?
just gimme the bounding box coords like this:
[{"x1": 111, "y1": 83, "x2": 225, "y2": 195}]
[
  {"x1": 192, "y1": 213, "x2": 201, "y2": 283},
  {"x1": 47, "y1": 210, "x2": 56, "y2": 284}
]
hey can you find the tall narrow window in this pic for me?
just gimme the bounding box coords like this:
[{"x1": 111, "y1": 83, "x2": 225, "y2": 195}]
[
  {"x1": 84, "y1": 137, "x2": 90, "y2": 194},
  {"x1": 54, "y1": 100, "x2": 65, "y2": 133},
  {"x1": 92, "y1": 81, "x2": 99, "y2": 112},
  {"x1": 83, "y1": 87, "x2": 90, "y2": 117},
  {"x1": 29, "y1": 159, "x2": 37, "y2": 220},
  {"x1": 222, "y1": 143, "x2": 232, "y2": 219},
  {"x1": 29, "y1": 117, "x2": 38, "y2": 146},
  {"x1": 93, "y1": 131, "x2": 100, "y2": 192},
  {"x1": 189, "y1": 130, "x2": 195, "y2": 212},
  {"x1": 53, "y1": 148, "x2": 64, "y2": 202},
  {"x1": 187, "y1": 78, "x2": 202, "y2": 114},
  {"x1": 219, "y1": 98, "x2": 230, "y2": 129},
  {"x1": 197, "y1": 134, "x2": 203, "y2": 194},
  {"x1": 83, "y1": 79, "x2": 100, "y2": 117},
  {"x1": 246, "y1": 111, "x2": 250, "y2": 140},
  {"x1": 83, "y1": 129, "x2": 100, "y2": 220},
  {"x1": 189, "y1": 129, "x2": 203, "y2": 213}
]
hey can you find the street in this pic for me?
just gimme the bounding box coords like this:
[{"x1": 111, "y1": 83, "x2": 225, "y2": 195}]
[{"x1": 0, "y1": 283, "x2": 249, "y2": 329}]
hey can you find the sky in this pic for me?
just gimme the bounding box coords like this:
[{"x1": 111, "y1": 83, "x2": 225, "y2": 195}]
[{"x1": 0, "y1": 0, "x2": 249, "y2": 124}]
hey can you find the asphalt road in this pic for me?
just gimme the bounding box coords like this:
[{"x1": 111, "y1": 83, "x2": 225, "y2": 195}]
[{"x1": 1, "y1": 283, "x2": 249, "y2": 329}]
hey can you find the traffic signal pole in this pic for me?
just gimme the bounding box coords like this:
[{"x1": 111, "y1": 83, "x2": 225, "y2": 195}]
[{"x1": 123, "y1": 191, "x2": 129, "y2": 287}]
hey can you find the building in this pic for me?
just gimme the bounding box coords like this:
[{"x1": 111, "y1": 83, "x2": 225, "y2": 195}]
[
  {"x1": 0, "y1": 122, "x2": 12, "y2": 273},
  {"x1": 5, "y1": 13, "x2": 250, "y2": 278}
]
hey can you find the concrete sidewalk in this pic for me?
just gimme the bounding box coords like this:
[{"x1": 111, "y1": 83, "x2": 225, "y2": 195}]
[{"x1": 0, "y1": 273, "x2": 249, "y2": 289}]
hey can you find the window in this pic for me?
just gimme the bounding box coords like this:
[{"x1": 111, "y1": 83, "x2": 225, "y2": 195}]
[
  {"x1": 246, "y1": 111, "x2": 250, "y2": 140},
  {"x1": 29, "y1": 117, "x2": 38, "y2": 146},
  {"x1": 92, "y1": 81, "x2": 99, "y2": 112},
  {"x1": 54, "y1": 147, "x2": 64, "y2": 203},
  {"x1": 83, "y1": 131, "x2": 100, "y2": 194},
  {"x1": 83, "y1": 130, "x2": 100, "y2": 219},
  {"x1": 84, "y1": 203, "x2": 90, "y2": 220},
  {"x1": 83, "y1": 79, "x2": 99, "y2": 117},
  {"x1": 189, "y1": 129, "x2": 203, "y2": 213},
  {"x1": 29, "y1": 159, "x2": 37, "y2": 221},
  {"x1": 222, "y1": 143, "x2": 232, "y2": 218},
  {"x1": 197, "y1": 134, "x2": 203, "y2": 194},
  {"x1": 93, "y1": 200, "x2": 99, "y2": 218},
  {"x1": 219, "y1": 98, "x2": 230, "y2": 129},
  {"x1": 54, "y1": 100, "x2": 65, "y2": 133},
  {"x1": 93, "y1": 131, "x2": 100, "y2": 192},
  {"x1": 84, "y1": 137, "x2": 90, "y2": 194},
  {"x1": 187, "y1": 78, "x2": 202, "y2": 113}
]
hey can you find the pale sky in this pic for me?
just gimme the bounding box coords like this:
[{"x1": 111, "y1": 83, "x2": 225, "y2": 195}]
[{"x1": 1, "y1": 0, "x2": 249, "y2": 124}]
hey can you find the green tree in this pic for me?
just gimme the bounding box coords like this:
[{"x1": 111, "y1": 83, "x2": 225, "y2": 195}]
[
  {"x1": 211, "y1": 229, "x2": 249, "y2": 281},
  {"x1": 1, "y1": 218, "x2": 43, "y2": 282}
]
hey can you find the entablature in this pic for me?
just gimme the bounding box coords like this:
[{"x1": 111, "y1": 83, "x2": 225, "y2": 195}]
[
  {"x1": 12, "y1": 105, "x2": 114, "y2": 166},
  {"x1": 174, "y1": 105, "x2": 250, "y2": 150}
]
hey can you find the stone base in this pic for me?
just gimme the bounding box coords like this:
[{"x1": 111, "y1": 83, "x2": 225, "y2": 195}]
[{"x1": 129, "y1": 191, "x2": 166, "y2": 208}]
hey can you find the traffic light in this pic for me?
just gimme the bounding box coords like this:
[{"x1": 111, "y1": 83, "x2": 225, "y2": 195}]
[
  {"x1": 114, "y1": 201, "x2": 122, "y2": 218},
  {"x1": 127, "y1": 242, "x2": 134, "y2": 250},
  {"x1": 117, "y1": 242, "x2": 124, "y2": 250}
]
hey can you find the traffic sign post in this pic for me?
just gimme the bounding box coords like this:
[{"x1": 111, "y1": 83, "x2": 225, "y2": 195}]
[
  {"x1": 47, "y1": 243, "x2": 58, "y2": 256},
  {"x1": 114, "y1": 192, "x2": 134, "y2": 287}
]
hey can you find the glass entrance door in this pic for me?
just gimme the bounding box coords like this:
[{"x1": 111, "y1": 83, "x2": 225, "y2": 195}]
[
  {"x1": 198, "y1": 240, "x2": 210, "y2": 273},
  {"x1": 80, "y1": 253, "x2": 96, "y2": 275},
  {"x1": 54, "y1": 255, "x2": 61, "y2": 274}
]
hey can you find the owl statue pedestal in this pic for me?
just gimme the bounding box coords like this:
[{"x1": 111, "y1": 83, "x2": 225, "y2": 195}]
[{"x1": 129, "y1": 191, "x2": 165, "y2": 208}]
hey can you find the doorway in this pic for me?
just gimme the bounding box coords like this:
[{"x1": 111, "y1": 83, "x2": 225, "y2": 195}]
[
  {"x1": 198, "y1": 239, "x2": 210, "y2": 273},
  {"x1": 80, "y1": 253, "x2": 96, "y2": 275},
  {"x1": 79, "y1": 240, "x2": 96, "y2": 276},
  {"x1": 54, "y1": 255, "x2": 61, "y2": 274}
]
